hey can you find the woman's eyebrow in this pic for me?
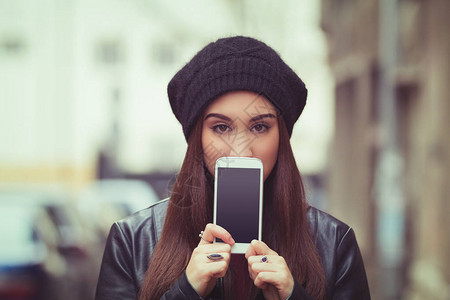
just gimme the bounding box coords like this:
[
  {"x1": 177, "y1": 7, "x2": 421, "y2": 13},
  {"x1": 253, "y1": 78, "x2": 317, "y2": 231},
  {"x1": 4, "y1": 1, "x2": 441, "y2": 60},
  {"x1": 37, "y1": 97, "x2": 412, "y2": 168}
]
[
  {"x1": 204, "y1": 113, "x2": 232, "y2": 121},
  {"x1": 204, "y1": 113, "x2": 277, "y2": 122},
  {"x1": 249, "y1": 113, "x2": 277, "y2": 122}
]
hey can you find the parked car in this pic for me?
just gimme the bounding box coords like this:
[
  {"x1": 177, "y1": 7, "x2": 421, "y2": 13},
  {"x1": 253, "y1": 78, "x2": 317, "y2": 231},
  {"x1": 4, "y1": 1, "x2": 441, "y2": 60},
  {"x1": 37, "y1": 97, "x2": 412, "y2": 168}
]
[
  {"x1": 76, "y1": 179, "x2": 160, "y2": 239},
  {"x1": 0, "y1": 188, "x2": 103, "y2": 300},
  {"x1": 0, "y1": 200, "x2": 64, "y2": 300},
  {"x1": 78, "y1": 179, "x2": 160, "y2": 215}
]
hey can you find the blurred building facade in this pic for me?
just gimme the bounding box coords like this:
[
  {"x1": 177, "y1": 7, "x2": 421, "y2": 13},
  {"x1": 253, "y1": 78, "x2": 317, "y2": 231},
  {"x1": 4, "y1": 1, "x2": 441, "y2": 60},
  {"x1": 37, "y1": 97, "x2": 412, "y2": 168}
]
[
  {"x1": 321, "y1": 0, "x2": 450, "y2": 299},
  {"x1": 0, "y1": 0, "x2": 238, "y2": 185},
  {"x1": 1, "y1": 0, "x2": 333, "y2": 187}
]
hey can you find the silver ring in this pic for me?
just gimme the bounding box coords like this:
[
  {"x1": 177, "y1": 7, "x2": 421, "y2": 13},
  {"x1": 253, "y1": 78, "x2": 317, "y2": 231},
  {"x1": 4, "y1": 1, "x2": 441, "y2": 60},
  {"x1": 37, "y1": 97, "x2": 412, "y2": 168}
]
[
  {"x1": 199, "y1": 231, "x2": 212, "y2": 243},
  {"x1": 261, "y1": 255, "x2": 268, "y2": 263},
  {"x1": 207, "y1": 253, "x2": 224, "y2": 261}
]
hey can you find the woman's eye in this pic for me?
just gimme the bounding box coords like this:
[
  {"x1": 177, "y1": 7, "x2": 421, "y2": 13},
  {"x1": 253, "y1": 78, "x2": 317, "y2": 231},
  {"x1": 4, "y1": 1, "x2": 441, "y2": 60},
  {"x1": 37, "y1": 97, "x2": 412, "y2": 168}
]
[
  {"x1": 212, "y1": 124, "x2": 231, "y2": 134},
  {"x1": 251, "y1": 124, "x2": 270, "y2": 133}
]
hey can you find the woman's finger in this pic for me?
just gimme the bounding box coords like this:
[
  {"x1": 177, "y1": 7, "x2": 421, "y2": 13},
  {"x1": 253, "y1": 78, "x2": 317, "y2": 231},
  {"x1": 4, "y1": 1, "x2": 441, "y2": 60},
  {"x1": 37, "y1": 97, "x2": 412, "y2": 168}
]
[
  {"x1": 191, "y1": 246, "x2": 231, "y2": 266},
  {"x1": 253, "y1": 274, "x2": 269, "y2": 289},
  {"x1": 205, "y1": 252, "x2": 230, "y2": 264},
  {"x1": 198, "y1": 257, "x2": 228, "y2": 273},
  {"x1": 255, "y1": 271, "x2": 291, "y2": 287},
  {"x1": 246, "y1": 240, "x2": 277, "y2": 256},
  {"x1": 245, "y1": 241, "x2": 257, "y2": 259},
  {"x1": 247, "y1": 254, "x2": 283, "y2": 265},
  {"x1": 190, "y1": 255, "x2": 229, "y2": 277},
  {"x1": 245, "y1": 239, "x2": 277, "y2": 259},
  {"x1": 254, "y1": 271, "x2": 294, "y2": 299},
  {"x1": 207, "y1": 260, "x2": 229, "y2": 278},
  {"x1": 199, "y1": 223, "x2": 235, "y2": 246},
  {"x1": 250, "y1": 262, "x2": 280, "y2": 273},
  {"x1": 248, "y1": 264, "x2": 256, "y2": 280},
  {"x1": 195, "y1": 243, "x2": 232, "y2": 254}
]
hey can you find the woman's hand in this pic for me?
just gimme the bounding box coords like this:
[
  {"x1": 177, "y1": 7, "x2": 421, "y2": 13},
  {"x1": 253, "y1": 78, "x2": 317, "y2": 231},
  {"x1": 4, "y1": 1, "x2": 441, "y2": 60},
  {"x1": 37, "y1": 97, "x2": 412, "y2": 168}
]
[
  {"x1": 186, "y1": 223, "x2": 235, "y2": 298},
  {"x1": 246, "y1": 240, "x2": 294, "y2": 300}
]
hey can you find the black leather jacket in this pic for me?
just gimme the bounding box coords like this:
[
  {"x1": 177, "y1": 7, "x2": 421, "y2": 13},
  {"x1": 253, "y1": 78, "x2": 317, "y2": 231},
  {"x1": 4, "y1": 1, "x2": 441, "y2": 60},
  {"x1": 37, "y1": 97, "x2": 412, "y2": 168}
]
[{"x1": 95, "y1": 199, "x2": 371, "y2": 300}]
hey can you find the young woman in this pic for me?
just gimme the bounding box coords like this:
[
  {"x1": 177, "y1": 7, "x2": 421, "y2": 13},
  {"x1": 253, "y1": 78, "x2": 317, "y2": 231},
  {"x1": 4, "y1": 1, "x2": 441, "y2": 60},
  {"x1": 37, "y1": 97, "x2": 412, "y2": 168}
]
[{"x1": 95, "y1": 36, "x2": 371, "y2": 300}]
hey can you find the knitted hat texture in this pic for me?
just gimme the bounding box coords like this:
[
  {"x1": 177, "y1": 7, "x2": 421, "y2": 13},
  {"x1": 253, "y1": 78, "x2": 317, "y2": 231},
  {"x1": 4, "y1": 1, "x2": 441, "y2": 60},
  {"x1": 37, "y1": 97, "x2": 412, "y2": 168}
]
[{"x1": 168, "y1": 36, "x2": 307, "y2": 140}]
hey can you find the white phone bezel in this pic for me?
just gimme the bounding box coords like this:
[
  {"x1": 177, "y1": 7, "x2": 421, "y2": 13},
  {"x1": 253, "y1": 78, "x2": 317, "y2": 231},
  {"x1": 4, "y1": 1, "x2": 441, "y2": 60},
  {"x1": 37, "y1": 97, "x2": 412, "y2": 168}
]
[{"x1": 213, "y1": 156, "x2": 263, "y2": 254}]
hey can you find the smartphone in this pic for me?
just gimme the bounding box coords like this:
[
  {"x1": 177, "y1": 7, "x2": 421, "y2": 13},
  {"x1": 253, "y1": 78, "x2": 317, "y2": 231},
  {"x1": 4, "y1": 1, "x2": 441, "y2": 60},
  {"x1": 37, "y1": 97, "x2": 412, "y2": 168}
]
[{"x1": 213, "y1": 157, "x2": 263, "y2": 253}]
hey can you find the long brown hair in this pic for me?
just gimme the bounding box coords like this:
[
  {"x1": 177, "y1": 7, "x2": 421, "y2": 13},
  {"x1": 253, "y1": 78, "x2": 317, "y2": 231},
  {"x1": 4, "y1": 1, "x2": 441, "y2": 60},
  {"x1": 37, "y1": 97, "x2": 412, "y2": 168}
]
[{"x1": 139, "y1": 115, "x2": 325, "y2": 299}]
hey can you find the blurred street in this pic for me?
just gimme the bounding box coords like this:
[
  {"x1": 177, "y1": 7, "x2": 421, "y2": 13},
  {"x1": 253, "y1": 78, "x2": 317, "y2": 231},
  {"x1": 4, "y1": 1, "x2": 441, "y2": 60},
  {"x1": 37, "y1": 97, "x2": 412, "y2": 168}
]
[{"x1": 1, "y1": 0, "x2": 449, "y2": 299}]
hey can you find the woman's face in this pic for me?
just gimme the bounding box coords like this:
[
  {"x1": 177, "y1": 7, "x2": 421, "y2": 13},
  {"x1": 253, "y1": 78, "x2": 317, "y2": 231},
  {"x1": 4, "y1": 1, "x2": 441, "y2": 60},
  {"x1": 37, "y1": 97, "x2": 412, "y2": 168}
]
[{"x1": 202, "y1": 91, "x2": 279, "y2": 181}]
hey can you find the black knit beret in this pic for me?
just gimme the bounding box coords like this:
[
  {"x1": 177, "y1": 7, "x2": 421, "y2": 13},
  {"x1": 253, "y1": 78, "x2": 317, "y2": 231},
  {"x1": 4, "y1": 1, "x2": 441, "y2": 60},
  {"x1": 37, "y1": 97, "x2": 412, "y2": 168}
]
[{"x1": 168, "y1": 36, "x2": 307, "y2": 140}]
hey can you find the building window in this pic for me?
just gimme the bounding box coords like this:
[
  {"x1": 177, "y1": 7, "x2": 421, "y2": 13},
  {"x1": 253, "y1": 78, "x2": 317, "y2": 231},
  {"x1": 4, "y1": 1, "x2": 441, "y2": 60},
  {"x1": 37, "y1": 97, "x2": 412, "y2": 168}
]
[
  {"x1": 96, "y1": 40, "x2": 124, "y2": 65},
  {"x1": 0, "y1": 36, "x2": 26, "y2": 56},
  {"x1": 152, "y1": 42, "x2": 175, "y2": 65}
]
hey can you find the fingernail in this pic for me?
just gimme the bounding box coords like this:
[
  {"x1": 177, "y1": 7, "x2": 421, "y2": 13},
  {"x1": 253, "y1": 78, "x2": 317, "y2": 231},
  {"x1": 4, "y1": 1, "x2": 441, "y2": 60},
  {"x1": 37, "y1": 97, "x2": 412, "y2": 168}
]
[{"x1": 230, "y1": 237, "x2": 235, "y2": 244}]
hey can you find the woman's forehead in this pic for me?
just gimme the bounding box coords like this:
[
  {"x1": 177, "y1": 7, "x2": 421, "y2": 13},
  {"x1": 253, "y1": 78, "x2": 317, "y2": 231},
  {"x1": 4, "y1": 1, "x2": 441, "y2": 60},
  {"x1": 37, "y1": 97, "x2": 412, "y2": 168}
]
[{"x1": 204, "y1": 91, "x2": 277, "y2": 117}]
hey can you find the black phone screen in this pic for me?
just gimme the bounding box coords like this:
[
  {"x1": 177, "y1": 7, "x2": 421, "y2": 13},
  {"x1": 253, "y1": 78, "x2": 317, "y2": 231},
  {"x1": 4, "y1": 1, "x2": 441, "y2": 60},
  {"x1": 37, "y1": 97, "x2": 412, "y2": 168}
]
[{"x1": 216, "y1": 167, "x2": 261, "y2": 243}]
